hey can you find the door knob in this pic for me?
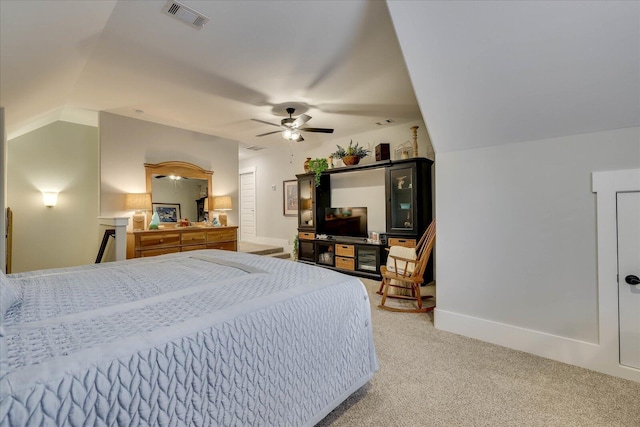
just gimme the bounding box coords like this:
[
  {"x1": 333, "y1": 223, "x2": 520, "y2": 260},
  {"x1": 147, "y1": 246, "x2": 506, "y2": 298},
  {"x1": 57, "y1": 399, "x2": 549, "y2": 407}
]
[{"x1": 625, "y1": 275, "x2": 640, "y2": 285}]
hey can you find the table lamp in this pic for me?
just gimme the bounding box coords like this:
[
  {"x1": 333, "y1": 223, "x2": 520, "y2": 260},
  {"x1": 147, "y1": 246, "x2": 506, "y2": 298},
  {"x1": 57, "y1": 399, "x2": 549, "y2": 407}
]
[
  {"x1": 213, "y1": 196, "x2": 232, "y2": 227},
  {"x1": 126, "y1": 193, "x2": 152, "y2": 230}
]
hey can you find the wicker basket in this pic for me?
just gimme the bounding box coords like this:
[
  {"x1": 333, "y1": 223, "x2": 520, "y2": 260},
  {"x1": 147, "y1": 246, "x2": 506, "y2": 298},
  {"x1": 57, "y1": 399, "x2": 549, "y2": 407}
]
[{"x1": 342, "y1": 155, "x2": 360, "y2": 166}]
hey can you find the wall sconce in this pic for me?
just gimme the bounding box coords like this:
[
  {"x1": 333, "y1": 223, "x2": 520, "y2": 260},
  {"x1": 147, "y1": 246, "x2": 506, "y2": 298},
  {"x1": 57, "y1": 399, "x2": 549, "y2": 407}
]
[
  {"x1": 125, "y1": 193, "x2": 152, "y2": 230},
  {"x1": 213, "y1": 196, "x2": 232, "y2": 227},
  {"x1": 42, "y1": 192, "x2": 58, "y2": 207}
]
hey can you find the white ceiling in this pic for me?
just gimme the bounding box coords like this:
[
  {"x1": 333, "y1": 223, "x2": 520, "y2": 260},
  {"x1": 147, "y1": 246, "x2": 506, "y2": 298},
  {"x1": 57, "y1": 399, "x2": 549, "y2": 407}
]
[
  {"x1": 2, "y1": 1, "x2": 638, "y2": 158},
  {"x1": 389, "y1": 0, "x2": 640, "y2": 152},
  {"x1": 0, "y1": 0, "x2": 421, "y2": 158}
]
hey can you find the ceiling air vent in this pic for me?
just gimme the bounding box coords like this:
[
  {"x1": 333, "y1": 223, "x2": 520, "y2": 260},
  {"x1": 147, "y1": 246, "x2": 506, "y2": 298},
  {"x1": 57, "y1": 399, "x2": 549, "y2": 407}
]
[
  {"x1": 245, "y1": 145, "x2": 266, "y2": 152},
  {"x1": 162, "y1": 0, "x2": 210, "y2": 29}
]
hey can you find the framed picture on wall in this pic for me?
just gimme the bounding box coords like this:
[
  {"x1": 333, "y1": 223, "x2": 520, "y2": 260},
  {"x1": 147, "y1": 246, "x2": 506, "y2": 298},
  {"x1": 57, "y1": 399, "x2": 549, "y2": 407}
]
[
  {"x1": 283, "y1": 180, "x2": 298, "y2": 217},
  {"x1": 153, "y1": 203, "x2": 181, "y2": 223}
]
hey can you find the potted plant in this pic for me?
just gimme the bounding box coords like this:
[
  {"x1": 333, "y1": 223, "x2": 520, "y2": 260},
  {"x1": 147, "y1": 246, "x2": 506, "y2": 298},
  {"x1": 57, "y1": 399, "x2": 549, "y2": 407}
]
[
  {"x1": 307, "y1": 158, "x2": 328, "y2": 186},
  {"x1": 331, "y1": 140, "x2": 370, "y2": 166},
  {"x1": 292, "y1": 234, "x2": 299, "y2": 261}
]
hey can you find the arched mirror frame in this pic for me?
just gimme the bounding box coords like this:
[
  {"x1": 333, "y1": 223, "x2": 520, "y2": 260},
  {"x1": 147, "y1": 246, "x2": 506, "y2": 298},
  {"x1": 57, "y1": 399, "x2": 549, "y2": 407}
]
[{"x1": 144, "y1": 161, "x2": 214, "y2": 220}]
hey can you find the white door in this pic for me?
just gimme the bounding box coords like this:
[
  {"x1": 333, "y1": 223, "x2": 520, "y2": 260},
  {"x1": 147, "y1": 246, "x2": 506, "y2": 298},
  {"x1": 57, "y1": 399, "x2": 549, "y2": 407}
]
[
  {"x1": 617, "y1": 191, "x2": 640, "y2": 369},
  {"x1": 239, "y1": 168, "x2": 256, "y2": 242}
]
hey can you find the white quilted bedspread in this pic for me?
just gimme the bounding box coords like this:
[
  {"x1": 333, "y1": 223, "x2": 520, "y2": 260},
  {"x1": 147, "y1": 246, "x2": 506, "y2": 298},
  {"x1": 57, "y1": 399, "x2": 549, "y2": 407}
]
[{"x1": 0, "y1": 250, "x2": 378, "y2": 426}]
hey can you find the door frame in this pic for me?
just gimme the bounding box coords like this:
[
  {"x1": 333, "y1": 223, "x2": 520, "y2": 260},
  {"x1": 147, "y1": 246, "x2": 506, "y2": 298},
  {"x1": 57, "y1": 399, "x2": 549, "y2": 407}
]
[
  {"x1": 239, "y1": 166, "x2": 256, "y2": 241},
  {"x1": 592, "y1": 168, "x2": 640, "y2": 382}
]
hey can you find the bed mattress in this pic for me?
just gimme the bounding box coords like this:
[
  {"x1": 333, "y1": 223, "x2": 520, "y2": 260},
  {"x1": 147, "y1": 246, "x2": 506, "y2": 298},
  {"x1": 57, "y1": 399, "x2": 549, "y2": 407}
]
[{"x1": 0, "y1": 250, "x2": 378, "y2": 426}]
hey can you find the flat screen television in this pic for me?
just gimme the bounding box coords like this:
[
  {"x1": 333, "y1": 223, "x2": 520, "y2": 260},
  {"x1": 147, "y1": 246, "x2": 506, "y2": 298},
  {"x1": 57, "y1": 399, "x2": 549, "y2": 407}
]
[{"x1": 321, "y1": 207, "x2": 368, "y2": 238}]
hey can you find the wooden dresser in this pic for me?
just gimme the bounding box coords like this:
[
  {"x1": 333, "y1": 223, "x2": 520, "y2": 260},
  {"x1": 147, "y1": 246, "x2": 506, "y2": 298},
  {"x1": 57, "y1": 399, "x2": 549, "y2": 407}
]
[{"x1": 127, "y1": 226, "x2": 238, "y2": 259}]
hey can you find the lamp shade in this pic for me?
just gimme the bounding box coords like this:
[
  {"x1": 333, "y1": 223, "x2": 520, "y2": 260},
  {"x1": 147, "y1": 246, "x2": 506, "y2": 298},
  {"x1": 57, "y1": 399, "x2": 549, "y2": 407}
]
[
  {"x1": 204, "y1": 197, "x2": 209, "y2": 211},
  {"x1": 125, "y1": 193, "x2": 152, "y2": 211},
  {"x1": 42, "y1": 192, "x2": 58, "y2": 207},
  {"x1": 213, "y1": 196, "x2": 232, "y2": 211}
]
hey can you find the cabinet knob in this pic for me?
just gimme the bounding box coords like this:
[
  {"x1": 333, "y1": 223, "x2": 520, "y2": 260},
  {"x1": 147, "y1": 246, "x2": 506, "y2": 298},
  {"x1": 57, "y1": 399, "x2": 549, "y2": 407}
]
[{"x1": 159, "y1": 239, "x2": 164, "y2": 243}]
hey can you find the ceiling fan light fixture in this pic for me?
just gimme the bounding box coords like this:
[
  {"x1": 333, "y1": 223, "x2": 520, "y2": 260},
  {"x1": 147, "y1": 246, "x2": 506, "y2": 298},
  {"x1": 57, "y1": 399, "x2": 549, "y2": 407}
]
[
  {"x1": 282, "y1": 129, "x2": 293, "y2": 139},
  {"x1": 291, "y1": 130, "x2": 301, "y2": 140}
]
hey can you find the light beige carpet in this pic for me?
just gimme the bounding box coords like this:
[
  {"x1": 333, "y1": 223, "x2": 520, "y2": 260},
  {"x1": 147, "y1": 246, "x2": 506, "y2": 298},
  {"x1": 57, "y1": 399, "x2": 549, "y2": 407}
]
[{"x1": 316, "y1": 279, "x2": 640, "y2": 427}]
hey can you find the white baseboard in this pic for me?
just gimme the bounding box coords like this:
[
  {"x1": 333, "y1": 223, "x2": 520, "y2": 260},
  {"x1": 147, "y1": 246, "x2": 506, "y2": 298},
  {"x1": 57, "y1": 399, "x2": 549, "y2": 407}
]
[{"x1": 435, "y1": 308, "x2": 640, "y2": 382}]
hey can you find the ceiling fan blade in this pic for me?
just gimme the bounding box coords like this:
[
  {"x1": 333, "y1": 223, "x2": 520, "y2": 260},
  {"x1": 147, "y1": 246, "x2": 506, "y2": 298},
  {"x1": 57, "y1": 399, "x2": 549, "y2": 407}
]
[
  {"x1": 251, "y1": 118, "x2": 282, "y2": 128},
  {"x1": 301, "y1": 127, "x2": 334, "y2": 133},
  {"x1": 256, "y1": 130, "x2": 282, "y2": 137},
  {"x1": 296, "y1": 135, "x2": 305, "y2": 142},
  {"x1": 291, "y1": 114, "x2": 311, "y2": 128}
]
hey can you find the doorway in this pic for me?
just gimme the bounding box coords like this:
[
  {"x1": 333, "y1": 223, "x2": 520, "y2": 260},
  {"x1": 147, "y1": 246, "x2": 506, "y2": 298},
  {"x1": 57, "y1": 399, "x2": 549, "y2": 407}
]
[
  {"x1": 239, "y1": 167, "x2": 256, "y2": 242},
  {"x1": 593, "y1": 168, "x2": 640, "y2": 381}
]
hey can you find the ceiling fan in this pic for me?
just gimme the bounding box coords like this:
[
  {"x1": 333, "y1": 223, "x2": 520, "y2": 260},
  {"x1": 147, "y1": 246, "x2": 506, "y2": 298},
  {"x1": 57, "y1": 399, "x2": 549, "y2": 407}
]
[{"x1": 251, "y1": 107, "x2": 334, "y2": 142}]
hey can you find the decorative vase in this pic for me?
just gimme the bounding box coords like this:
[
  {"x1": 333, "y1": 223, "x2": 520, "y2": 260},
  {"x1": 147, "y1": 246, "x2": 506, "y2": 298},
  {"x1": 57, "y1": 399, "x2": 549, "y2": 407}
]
[
  {"x1": 342, "y1": 155, "x2": 360, "y2": 166},
  {"x1": 303, "y1": 157, "x2": 311, "y2": 173},
  {"x1": 149, "y1": 211, "x2": 160, "y2": 229}
]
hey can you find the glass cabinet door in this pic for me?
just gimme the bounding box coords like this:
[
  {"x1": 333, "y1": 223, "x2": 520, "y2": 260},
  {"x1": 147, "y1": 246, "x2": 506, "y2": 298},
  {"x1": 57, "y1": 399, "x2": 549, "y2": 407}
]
[
  {"x1": 298, "y1": 175, "x2": 314, "y2": 229},
  {"x1": 298, "y1": 240, "x2": 315, "y2": 262},
  {"x1": 356, "y1": 246, "x2": 379, "y2": 273},
  {"x1": 388, "y1": 166, "x2": 415, "y2": 232},
  {"x1": 316, "y1": 242, "x2": 335, "y2": 266}
]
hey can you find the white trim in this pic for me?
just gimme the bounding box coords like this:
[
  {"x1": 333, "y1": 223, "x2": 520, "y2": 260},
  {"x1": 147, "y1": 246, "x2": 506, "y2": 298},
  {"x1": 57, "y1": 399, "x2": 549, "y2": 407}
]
[
  {"x1": 435, "y1": 308, "x2": 639, "y2": 382},
  {"x1": 592, "y1": 168, "x2": 640, "y2": 381},
  {"x1": 8, "y1": 107, "x2": 98, "y2": 140},
  {"x1": 435, "y1": 168, "x2": 640, "y2": 382},
  {"x1": 239, "y1": 166, "x2": 256, "y2": 175},
  {"x1": 98, "y1": 217, "x2": 129, "y2": 261}
]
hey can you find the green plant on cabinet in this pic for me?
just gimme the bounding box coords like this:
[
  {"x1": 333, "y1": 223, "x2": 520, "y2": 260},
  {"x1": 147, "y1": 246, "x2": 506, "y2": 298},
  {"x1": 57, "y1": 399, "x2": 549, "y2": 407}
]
[{"x1": 307, "y1": 158, "x2": 328, "y2": 187}]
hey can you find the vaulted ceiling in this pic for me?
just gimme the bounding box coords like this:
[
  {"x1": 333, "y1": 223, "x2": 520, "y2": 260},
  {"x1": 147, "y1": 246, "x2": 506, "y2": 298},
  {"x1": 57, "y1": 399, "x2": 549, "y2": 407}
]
[
  {"x1": 388, "y1": 0, "x2": 639, "y2": 152},
  {"x1": 1, "y1": 0, "x2": 421, "y2": 157},
  {"x1": 1, "y1": 1, "x2": 638, "y2": 157}
]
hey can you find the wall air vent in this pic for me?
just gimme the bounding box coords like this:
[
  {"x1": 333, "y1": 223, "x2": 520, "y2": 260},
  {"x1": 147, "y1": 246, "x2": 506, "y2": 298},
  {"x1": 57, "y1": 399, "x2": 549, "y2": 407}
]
[{"x1": 162, "y1": 0, "x2": 210, "y2": 29}]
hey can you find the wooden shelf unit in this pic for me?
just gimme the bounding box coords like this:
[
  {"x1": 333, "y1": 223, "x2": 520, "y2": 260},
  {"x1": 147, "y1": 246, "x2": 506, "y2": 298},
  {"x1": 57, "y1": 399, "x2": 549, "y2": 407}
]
[{"x1": 295, "y1": 157, "x2": 433, "y2": 280}]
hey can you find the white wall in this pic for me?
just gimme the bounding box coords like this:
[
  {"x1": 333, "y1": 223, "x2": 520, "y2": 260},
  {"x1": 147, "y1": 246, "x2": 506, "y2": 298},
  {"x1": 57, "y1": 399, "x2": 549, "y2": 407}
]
[
  {"x1": 0, "y1": 107, "x2": 5, "y2": 273},
  {"x1": 99, "y1": 113, "x2": 239, "y2": 225},
  {"x1": 435, "y1": 127, "x2": 640, "y2": 367},
  {"x1": 7, "y1": 121, "x2": 100, "y2": 272},
  {"x1": 330, "y1": 168, "x2": 386, "y2": 234},
  {"x1": 239, "y1": 119, "x2": 434, "y2": 247}
]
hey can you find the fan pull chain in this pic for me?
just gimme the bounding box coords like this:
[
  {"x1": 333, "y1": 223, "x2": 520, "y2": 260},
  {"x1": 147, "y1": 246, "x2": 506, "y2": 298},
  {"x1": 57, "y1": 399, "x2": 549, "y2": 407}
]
[{"x1": 289, "y1": 141, "x2": 294, "y2": 163}]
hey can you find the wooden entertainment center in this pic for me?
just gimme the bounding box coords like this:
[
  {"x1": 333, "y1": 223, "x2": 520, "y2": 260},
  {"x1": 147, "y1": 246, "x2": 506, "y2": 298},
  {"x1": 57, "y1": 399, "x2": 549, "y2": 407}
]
[{"x1": 296, "y1": 157, "x2": 433, "y2": 279}]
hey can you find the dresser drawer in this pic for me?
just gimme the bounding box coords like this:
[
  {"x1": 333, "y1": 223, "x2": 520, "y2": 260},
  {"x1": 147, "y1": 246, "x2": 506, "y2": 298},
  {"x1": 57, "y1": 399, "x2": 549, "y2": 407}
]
[
  {"x1": 182, "y1": 244, "x2": 208, "y2": 252},
  {"x1": 207, "y1": 241, "x2": 237, "y2": 251},
  {"x1": 182, "y1": 231, "x2": 206, "y2": 244},
  {"x1": 335, "y1": 256, "x2": 355, "y2": 270},
  {"x1": 206, "y1": 229, "x2": 236, "y2": 243},
  {"x1": 298, "y1": 232, "x2": 315, "y2": 240},
  {"x1": 138, "y1": 247, "x2": 181, "y2": 257},
  {"x1": 138, "y1": 232, "x2": 181, "y2": 249},
  {"x1": 388, "y1": 238, "x2": 417, "y2": 248},
  {"x1": 335, "y1": 244, "x2": 355, "y2": 257}
]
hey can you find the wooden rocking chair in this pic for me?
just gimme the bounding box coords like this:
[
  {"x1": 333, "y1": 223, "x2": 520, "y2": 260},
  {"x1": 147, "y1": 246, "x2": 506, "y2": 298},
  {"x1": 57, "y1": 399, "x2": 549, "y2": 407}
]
[{"x1": 377, "y1": 219, "x2": 436, "y2": 313}]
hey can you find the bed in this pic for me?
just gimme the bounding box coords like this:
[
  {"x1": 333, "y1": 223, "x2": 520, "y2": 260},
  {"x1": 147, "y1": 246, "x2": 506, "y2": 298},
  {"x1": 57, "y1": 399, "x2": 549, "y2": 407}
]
[{"x1": 0, "y1": 250, "x2": 379, "y2": 426}]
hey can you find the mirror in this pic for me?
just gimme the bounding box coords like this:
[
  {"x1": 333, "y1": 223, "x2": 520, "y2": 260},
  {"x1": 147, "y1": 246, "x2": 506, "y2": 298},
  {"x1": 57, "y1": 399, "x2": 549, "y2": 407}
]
[{"x1": 145, "y1": 161, "x2": 213, "y2": 223}]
